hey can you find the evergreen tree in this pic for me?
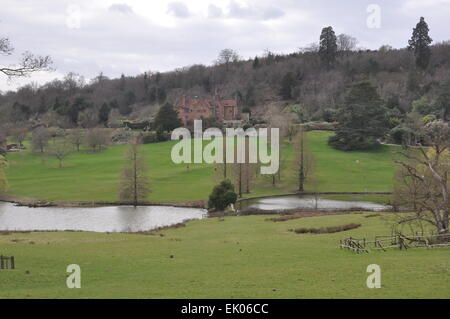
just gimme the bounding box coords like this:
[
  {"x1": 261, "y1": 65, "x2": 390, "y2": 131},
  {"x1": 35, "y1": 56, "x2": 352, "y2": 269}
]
[
  {"x1": 328, "y1": 81, "x2": 389, "y2": 151},
  {"x1": 252, "y1": 56, "x2": 260, "y2": 69},
  {"x1": 279, "y1": 72, "x2": 295, "y2": 100},
  {"x1": 154, "y1": 103, "x2": 182, "y2": 132},
  {"x1": 319, "y1": 26, "x2": 337, "y2": 69},
  {"x1": 436, "y1": 78, "x2": 450, "y2": 121},
  {"x1": 98, "y1": 102, "x2": 110, "y2": 125},
  {"x1": 408, "y1": 17, "x2": 433, "y2": 70},
  {"x1": 109, "y1": 99, "x2": 119, "y2": 109},
  {"x1": 119, "y1": 73, "x2": 126, "y2": 91},
  {"x1": 53, "y1": 97, "x2": 62, "y2": 112},
  {"x1": 157, "y1": 87, "x2": 167, "y2": 104},
  {"x1": 208, "y1": 179, "x2": 238, "y2": 211}
]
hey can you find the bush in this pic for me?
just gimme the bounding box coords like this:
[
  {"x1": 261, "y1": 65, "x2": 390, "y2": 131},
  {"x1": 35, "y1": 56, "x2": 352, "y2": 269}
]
[
  {"x1": 389, "y1": 126, "x2": 415, "y2": 144},
  {"x1": 142, "y1": 131, "x2": 171, "y2": 144},
  {"x1": 291, "y1": 223, "x2": 361, "y2": 234},
  {"x1": 208, "y1": 180, "x2": 238, "y2": 211}
]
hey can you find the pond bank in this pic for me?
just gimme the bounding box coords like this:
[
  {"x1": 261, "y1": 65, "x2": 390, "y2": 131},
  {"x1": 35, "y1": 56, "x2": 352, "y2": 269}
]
[{"x1": 0, "y1": 193, "x2": 207, "y2": 209}]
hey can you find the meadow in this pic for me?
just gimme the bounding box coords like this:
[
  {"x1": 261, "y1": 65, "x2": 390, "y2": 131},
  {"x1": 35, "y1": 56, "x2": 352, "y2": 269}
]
[
  {"x1": 4, "y1": 131, "x2": 398, "y2": 203},
  {"x1": 0, "y1": 212, "x2": 448, "y2": 298}
]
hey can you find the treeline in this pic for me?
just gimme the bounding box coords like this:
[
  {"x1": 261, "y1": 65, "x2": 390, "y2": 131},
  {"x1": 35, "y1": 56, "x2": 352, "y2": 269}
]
[{"x1": 0, "y1": 17, "x2": 449, "y2": 133}]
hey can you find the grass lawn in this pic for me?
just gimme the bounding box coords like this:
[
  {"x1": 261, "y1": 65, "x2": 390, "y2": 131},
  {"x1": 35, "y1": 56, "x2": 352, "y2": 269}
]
[
  {"x1": 4, "y1": 131, "x2": 398, "y2": 203},
  {"x1": 0, "y1": 212, "x2": 448, "y2": 298}
]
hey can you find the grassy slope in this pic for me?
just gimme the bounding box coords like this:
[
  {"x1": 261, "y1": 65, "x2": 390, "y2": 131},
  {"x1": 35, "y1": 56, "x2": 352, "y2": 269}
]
[
  {"x1": 4, "y1": 131, "x2": 397, "y2": 203},
  {"x1": 0, "y1": 213, "x2": 448, "y2": 298}
]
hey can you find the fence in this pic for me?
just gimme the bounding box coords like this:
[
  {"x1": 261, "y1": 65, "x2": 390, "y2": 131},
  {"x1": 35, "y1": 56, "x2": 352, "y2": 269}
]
[
  {"x1": 0, "y1": 255, "x2": 15, "y2": 269},
  {"x1": 340, "y1": 234, "x2": 450, "y2": 253}
]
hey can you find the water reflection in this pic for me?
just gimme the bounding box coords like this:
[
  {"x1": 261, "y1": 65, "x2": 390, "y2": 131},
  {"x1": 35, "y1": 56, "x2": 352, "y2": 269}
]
[
  {"x1": 0, "y1": 202, "x2": 206, "y2": 233},
  {"x1": 238, "y1": 196, "x2": 389, "y2": 211}
]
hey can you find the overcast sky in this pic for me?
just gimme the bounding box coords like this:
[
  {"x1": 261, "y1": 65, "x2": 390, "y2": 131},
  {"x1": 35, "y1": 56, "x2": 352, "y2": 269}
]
[{"x1": 1, "y1": 0, "x2": 449, "y2": 92}]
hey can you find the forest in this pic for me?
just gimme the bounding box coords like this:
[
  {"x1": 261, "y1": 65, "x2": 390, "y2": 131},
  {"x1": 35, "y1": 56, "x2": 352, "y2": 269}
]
[{"x1": 0, "y1": 19, "x2": 449, "y2": 148}]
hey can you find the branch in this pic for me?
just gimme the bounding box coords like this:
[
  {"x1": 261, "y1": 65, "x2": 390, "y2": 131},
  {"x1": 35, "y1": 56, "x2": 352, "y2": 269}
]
[{"x1": 0, "y1": 51, "x2": 53, "y2": 77}]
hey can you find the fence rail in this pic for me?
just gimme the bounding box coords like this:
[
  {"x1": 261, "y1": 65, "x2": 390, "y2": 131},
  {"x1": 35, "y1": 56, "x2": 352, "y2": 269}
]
[
  {"x1": 0, "y1": 255, "x2": 15, "y2": 269},
  {"x1": 340, "y1": 234, "x2": 450, "y2": 253}
]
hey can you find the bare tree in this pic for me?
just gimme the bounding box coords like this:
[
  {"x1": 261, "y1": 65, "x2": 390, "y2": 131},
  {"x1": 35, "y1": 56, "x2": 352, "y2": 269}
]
[
  {"x1": 31, "y1": 126, "x2": 50, "y2": 153},
  {"x1": 216, "y1": 49, "x2": 240, "y2": 71},
  {"x1": 85, "y1": 128, "x2": 110, "y2": 152},
  {"x1": 393, "y1": 121, "x2": 449, "y2": 237},
  {"x1": 337, "y1": 34, "x2": 358, "y2": 52},
  {"x1": 0, "y1": 155, "x2": 8, "y2": 192},
  {"x1": 293, "y1": 126, "x2": 315, "y2": 192},
  {"x1": 68, "y1": 129, "x2": 84, "y2": 152},
  {"x1": 48, "y1": 140, "x2": 72, "y2": 168},
  {"x1": 9, "y1": 127, "x2": 28, "y2": 147},
  {"x1": 119, "y1": 140, "x2": 150, "y2": 206},
  {"x1": 0, "y1": 37, "x2": 52, "y2": 78},
  {"x1": 231, "y1": 161, "x2": 244, "y2": 198}
]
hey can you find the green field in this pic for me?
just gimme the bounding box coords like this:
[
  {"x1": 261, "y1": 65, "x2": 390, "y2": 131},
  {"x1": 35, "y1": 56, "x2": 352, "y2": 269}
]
[
  {"x1": 0, "y1": 212, "x2": 448, "y2": 298},
  {"x1": 4, "y1": 131, "x2": 398, "y2": 203}
]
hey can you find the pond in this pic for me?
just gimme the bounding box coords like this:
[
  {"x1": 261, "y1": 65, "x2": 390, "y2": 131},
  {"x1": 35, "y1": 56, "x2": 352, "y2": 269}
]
[
  {"x1": 0, "y1": 202, "x2": 207, "y2": 233},
  {"x1": 237, "y1": 195, "x2": 390, "y2": 212}
]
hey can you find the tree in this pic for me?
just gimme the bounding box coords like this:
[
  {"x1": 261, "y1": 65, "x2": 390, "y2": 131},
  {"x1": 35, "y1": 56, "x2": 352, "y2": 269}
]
[
  {"x1": 436, "y1": 78, "x2": 450, "y2": 121},
  {"x1": 48, "y1": 140, "x2": 72, "y2": 168},
  {"x1": 119, "y1": 140, "x2": 150, "y2": 207},
  {"x1": 279, "y1": 72, "x2": 295, "y2": 100},
  {"x1": 294, "y1": 127, "x2": 314, "y2": 192},
  {"x1": 31, "y1": 126, "x2": 50, "y2": 153},
  {"x1": 252, "y1": 56, "x2": 260, "y2": 69},
  {"x1": 408, "y1": 17, "x2": 433, "y2": 70},
  {"x1": 328, "y1": 81, "x2": 389, "y2": 151},
  {"x1": 319, "y1": 26, "x2": 337, "y2": 69},
  {"x1": 155, "y1": 103, "x2": 182, "y2": 131},
  {"x1": 98, "y1": 103, "x2": 110, "y2": 125},
  {"x1": 0, "y1": 36, "x2": 52, "y2": 78},
  {"x1": 0, "y1": 155, "x2": 8, "y2": 192},
  {"x1": 85, "y1": 128, "x2": 109, "y2": 152},
  {"x1": 216, "y1": 49, "x2": 240, "y2": 71},
  {"x1": 393, "y1": 121, "x2": 449, "y2": 237},
  {"x1": 10, "y1": 127, "x2": 28, "y2": 147},
  {"x1": 336, "y1": 34, "x2": 358, "y2": 52},
  {"x1": 208, "y1": 179, "x2": 238, "y2": 211},
  {"x1": 68, "y1": 129, "x2": 84, "y2": 152}
]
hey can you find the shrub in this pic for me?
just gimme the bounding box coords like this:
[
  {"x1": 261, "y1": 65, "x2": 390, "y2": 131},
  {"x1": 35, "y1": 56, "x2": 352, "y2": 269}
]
[
  {"x1": 208, "y1": 180, "x2": 238, "y2": 211},
  {"x1": 290, "y1": 223, "x2": 361, "y2": 234},
  {"x1": 389, "y1": 126, "x2": 415, "y2": 144},
  {"x1": 142, "y1": 131, "x2": 171, "y2": 144}
]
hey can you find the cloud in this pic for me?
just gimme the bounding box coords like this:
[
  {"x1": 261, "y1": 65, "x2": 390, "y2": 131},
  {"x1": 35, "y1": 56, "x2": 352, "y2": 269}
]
[
  {"x1": 0, "y1": 0, "x2": 448, "y2": 92},
  {"x1": 208, "y1": 4, "x2": 224, "y2": 19},
  {"x1": 167, "y1": 2, "x2": 191, "y2": 18},
  {"x1": 402, "y1": 0, "x2": 450, "y2": 9},
  {"x1": 227, "y1": 0, "x2": 285, "y2": 20},
  {"x1": 108, "y1": 3, "x2": 134, "y2": 14}
]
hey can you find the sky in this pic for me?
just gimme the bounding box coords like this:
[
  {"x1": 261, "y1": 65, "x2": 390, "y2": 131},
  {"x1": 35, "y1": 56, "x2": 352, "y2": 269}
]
[{"x1": 1, "y1": 0, "x2": 449, "y2": 92}]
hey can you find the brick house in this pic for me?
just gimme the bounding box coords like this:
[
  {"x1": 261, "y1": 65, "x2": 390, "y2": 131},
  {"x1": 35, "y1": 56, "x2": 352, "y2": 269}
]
[{"x1": 174, "y1": 94, "x2": 239, "y2": 125}]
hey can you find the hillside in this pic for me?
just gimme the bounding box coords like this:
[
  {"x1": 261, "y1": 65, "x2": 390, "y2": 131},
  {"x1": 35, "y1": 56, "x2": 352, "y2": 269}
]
[
  {"x1": 1, "y1": 42, "x2": 450, "y2": 130},
  {"x1": 5, "y1": 131, "x2": 396, "y2": 203}
]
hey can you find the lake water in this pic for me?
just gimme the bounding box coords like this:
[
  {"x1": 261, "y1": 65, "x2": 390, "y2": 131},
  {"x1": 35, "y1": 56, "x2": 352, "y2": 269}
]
[
  {"x1": 237, "y1": 196, "x2": 390, "y2": 212},
  {"x1": 0, "y1": 202, "x2": 207, "y2": 233}
]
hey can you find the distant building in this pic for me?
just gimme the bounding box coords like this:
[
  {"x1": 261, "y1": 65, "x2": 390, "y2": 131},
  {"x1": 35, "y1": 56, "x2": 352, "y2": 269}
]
[{"x1": 174, "y1": 94, "x2": 240, "y2": 126}]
